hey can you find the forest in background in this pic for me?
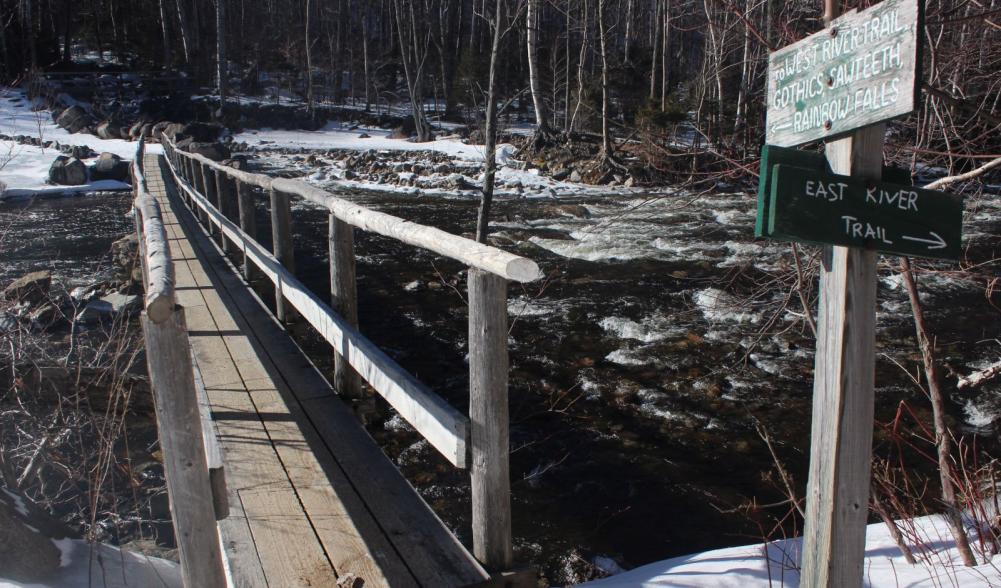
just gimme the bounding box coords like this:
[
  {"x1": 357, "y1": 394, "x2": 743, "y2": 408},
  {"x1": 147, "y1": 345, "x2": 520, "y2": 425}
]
[{"x1": 2, "y1": 0, "x2": 1000, "y2": 180}]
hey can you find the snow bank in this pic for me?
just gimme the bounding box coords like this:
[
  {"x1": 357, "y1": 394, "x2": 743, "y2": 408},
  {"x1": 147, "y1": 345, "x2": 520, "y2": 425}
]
[
  {"x1": 1, "y1": 87, "x2": 159, "y2": 198},
  {"x1": 234, "y1": 120, "x2": 513, "y2": 163},
  {"x1": 0, "y1": 538, "x2": 180, "y2": 588},
  {"x1": 581, "y1": 515, "x2": 999, "y2": 587}
]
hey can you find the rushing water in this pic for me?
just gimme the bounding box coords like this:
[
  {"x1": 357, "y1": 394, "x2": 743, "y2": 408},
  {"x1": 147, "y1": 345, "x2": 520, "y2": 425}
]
[
  {"x1": 4, "y1": 176, "x2": 999, "y2": 583},
  {"x1": 254, "y1": 172, "x2": 1001, "y2": 583}
]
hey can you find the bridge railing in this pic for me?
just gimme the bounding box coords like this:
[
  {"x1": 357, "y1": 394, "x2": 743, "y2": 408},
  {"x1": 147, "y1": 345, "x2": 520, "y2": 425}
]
[
  {"x1": 161, "y1": 133, "x2": 540, "y2": 570},
  {"x1": 131, "y1": 138, "x2": 228, "y2": 588}
]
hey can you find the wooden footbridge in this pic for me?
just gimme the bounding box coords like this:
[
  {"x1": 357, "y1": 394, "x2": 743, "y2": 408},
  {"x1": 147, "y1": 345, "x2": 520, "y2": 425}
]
[{"x1": 130, "y1": 136, "x2": 541, "y2": 588}]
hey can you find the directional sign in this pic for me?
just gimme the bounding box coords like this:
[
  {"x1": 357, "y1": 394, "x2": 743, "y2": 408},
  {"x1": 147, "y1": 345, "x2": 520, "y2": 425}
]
[
  {"x1": 765, "y1": 164, "x2": 963, "y2": 260},
  {"x1": 756, "y1": 144, "x2": 910, "y2": 238},
  {"x1": 765, "y1": 0, "x2": 922, "y2": 147}
]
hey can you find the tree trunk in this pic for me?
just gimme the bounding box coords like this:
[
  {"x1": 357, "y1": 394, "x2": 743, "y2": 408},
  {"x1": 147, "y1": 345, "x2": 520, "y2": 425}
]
[
  {"x1": 661, "y1": 0, "x2": 669, "y2": 109},
  {"x1": 568, "y1": 0, "x2": 588, "y2": 134},
  {"x1": 598, "y1": 0, "x2": 612, "y2": 160},
  {"x1": 733, "y1": 0, "x2": 752, "y2": 136},
  {"x1": 900, "y1": 257, "x2": 978, "y2": 567},
  {"x1": 304, "y1": 0, "x2": 314, "y2": 112},
  {"x1": 475, "y1": 0, "x2": 504, "y2": 244},
  {"x1": 159, "y1": 0, "x2": 172, "y2": 68},
  {"x1": 392, "y1": 0, "x2": 433, "y2": 142},
  {"x1": 216, "y1": 0, "x2": 228, "y2": 113},
  {"x1": 526, "y1": 0, "x2": 552, "y2": 143},
  {"x1": 623, "y1": 0, "x2": 634, "y2": 64},
  {"x1": 649, "y1": 0, "x2": 660, "y2": 102},
  {"x1": 175, "y1": 0, "x2": 194, "y2": 65}
]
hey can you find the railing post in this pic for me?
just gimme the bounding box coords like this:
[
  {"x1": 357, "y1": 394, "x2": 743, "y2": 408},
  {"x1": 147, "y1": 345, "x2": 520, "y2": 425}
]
[
  {"x1": 215, "y1": 170, "x2": 238, "y2": 256},
  {"x1": 236, "y1": 181, "x2": 258, "y2": 282},
  {"x1": 142, "y1": 307, "x2": 227, "y2": 588},
  {"x1": 270, "y1": 188, "x2": 295, "y2": 324},
  {"x1": 467, "y1": 268, "x2": 513, "y2": 571},
  {"x1": 328, "y1": 214, "x2": 361, "y2": 399},
  {"x1": 201, "y1": 163, "x2": 221, "y2": 242}
]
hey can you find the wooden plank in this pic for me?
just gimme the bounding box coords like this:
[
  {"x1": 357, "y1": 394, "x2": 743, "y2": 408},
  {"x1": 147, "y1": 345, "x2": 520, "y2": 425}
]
[
  {"x1": 468, "y1": 269, "x2": 513, "y2": 571},
  {"x1": 191, "y1": 355, "x2": 229, "y2": 520},
  {"x1": 141, "y1": 308, "x2": 227, "y2": 588},
  {"x1": 169, "y1": 170, "x2": 470, "y2": 467},
  {"x1": 240, "y1": 484, "x2": 338, "y2": 588},
  {"x1": 328, "y1": 214, "x2": 361, "y2": 399},
  {"x1": 765, "y1": 0, "x2": 921, "y2": 147},
  {"x1": 800, "y1": 122, "x2": 882, "y2": 587}
]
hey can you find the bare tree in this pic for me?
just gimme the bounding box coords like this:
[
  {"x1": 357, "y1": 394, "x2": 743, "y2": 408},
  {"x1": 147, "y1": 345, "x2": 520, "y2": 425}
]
[
  {"x1": 526, "y1": 0, "x2": 554, "y2": 147},
  {"x1": 216, "y1": 0, "x2": 228, "y2": 114}
]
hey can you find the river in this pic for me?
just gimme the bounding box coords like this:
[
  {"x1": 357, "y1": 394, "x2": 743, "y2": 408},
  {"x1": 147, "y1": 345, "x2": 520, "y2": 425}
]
[{"x1": 3, "y1": 166, "x2": 999, "y2": 584}]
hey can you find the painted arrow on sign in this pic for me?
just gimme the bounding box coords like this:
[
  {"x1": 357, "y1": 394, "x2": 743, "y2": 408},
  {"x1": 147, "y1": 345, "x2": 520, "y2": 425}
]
[{"x1": 901, "y1": 231, "x2": 947, "y2": 249}]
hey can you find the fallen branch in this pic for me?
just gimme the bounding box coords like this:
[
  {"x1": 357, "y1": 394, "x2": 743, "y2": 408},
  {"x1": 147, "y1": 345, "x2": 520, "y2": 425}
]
[
  {"x1": 922, "y1": 155, "x2": 1001, "y2": 190},
  {"x1": 957, "y1": 359, "x2": 1001, "y2": 390}
]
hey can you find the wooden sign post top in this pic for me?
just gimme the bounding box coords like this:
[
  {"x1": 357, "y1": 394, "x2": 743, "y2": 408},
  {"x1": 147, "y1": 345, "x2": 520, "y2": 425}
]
[{"x1": 766, "y1": 0, "x2": 922, "y2": 147}]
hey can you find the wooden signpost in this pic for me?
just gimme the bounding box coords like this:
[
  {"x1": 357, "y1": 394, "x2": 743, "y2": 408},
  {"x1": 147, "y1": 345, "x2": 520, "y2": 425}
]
[
  {"x1": 766, "y1": 0, "x2": 922, "y2": 147},
  {"x1": 755, "y1": 0, "x2": 964, "y2": 585}
]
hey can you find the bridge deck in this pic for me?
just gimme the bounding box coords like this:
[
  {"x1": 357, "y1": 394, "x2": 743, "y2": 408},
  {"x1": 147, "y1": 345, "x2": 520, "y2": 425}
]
[{"x1": 144, "y1": 153, "x2": 489, "y2": 588}]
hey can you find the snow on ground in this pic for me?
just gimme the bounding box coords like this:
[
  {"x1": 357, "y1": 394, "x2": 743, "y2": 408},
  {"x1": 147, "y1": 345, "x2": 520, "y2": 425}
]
[
  {"x1": 1, "y1": 87, "x2": 158, "y2": 198},
  {"x1": 235, "y1": 120, "x2": 509, "y2": 162},
  {"x1": 581, "y1": 515, "x2": 1000, "y2": 587},
  {"x1": 0, "y1": 538, "x2": 180, "y2": 588}
]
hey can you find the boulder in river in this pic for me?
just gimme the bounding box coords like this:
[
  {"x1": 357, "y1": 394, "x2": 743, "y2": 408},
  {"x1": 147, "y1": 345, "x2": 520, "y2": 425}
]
[
  {"x1": 2, "y1": 270, "x2": 51, "y2": 304},
  {"x1": 90, "y1": 152, "x2": 130, "y2": 182},
  {"x1": 49, "y1": 156, "x2": 88, "y2": 185},
  {"x1": 185, "y1": 141, "x2": 231, "y2": 161},
  {"x1": 96, "y1": 121, "x2": 121, "y2": 140},
  {"x1": 55, "y1": 105, "x2": 91, "y2": 133}
]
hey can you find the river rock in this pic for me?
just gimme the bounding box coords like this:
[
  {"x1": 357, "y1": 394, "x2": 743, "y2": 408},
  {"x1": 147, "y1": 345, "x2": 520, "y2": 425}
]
[
  {"x1": 96, "y1": 121, "x2": 121, "y2": 140},
  {"x1": 569, "y1": 170, "x2": 583, "y2": 183},
  {"x1": 55, "y1": 105, "x2": 91, "y2": 133},
  {"x1": 49, "y1": 156, "x2": 88, "y2": 185},
  {"x1": 182, "y1": 141, "x2": 230, "y2": 161},
  {"x1": 76, "y1": 293, "x2": 139, "y2": 323},
  {"x1": 111, "y1": 234, "x2": 141, "y2": 283},
  {"x1": 2, "y1": 270, "x2": 51, "y2": 304},
  {"x1": 90, "y1": 152, "x2": 130, "y2": 182}
]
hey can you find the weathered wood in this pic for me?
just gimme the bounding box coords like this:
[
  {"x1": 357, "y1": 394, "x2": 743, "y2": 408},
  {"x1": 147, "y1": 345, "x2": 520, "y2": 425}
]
[
  {"x1": 800, "y1": 122, "x2": 883, "y2": 587},
  {"x1": 164, "y1": 173, "x2": 485, "y2": 586},
  {"x1": 236, "y1": 180, "x2": 259, "y2": 282},
  {"x1": 133, "y1": 196, "x2": 175, "y2": 324},
  {"x1": 142, "y1": 307, "x2": 227, "y2": 588},
  {"x1": 214, "y1": 169, "x2": 238, "y2": 256},
  {"x1": 766, "y1": 0, "x2": 921, "y2": 147},
  {"x1": 166, "y1": 137, "x2": 540, "y2": 283},
  {"x1": 171, "y1": 168, "x2": 470, "y2": 467},
  {"x1": 270, "y1": 188, "x2": 295, "y2": 324},
  {"x1": 328, "y1": 213, "x2": 361, "y2": 399},
  {"x1": 468, "y1": 269, "x2": 513, "y2": 570},
  {"x1": 191, "y1": 355, "x2": 228, "y2": 520},
  {"x1": 202, "y1": 163, "x2": 222, "y2": 243}
]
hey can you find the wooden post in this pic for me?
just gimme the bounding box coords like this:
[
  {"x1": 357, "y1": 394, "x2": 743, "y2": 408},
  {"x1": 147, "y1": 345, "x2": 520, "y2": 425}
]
[
  {"x1": 202, "y1": 163, "x2": 221, "y2": 242},
  {"x1": 215, "y1": 170, "x2": 238, "y2": 256},
  {"x1": 142, "y1": 307, "x2": 228, "y2": 588},
  {"x1": 468, "y1": 269, "x2": 513, "y2": 571},
  {"x1": 328, "y1": 214, "x2": 361, "y2": 399},
  {"x1": 237, "y1": 181, "x2": 259, "y2": 282},
  {"x1": 270, "y1": 188, "x2": 295, "y2": 324},
  {"x1": 799, "y1": 8, "x2": 883, "y2": 580}
]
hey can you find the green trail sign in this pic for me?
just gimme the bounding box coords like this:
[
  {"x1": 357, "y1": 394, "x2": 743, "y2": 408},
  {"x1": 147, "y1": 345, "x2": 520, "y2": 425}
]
[
  {"x1": 765, "y1": 0, "x2": 922, "y2": 147},
  {"x1": 763, "y1": 164, "x2": 964, "y2": 260}
]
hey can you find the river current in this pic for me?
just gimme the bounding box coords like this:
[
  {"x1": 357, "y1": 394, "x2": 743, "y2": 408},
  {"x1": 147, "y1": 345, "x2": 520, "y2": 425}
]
[{"x1": 2, "y1": 169, "x2": 998, "y2": 583}]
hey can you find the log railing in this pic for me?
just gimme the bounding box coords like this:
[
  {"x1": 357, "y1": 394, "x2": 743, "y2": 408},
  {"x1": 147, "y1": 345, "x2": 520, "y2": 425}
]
[
  {"x1": 131, "y1": 138, "x2": 227, "y2": 588},
  {"x1": 161, "y1": 134, "x2": 541, "y2": 570}
]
